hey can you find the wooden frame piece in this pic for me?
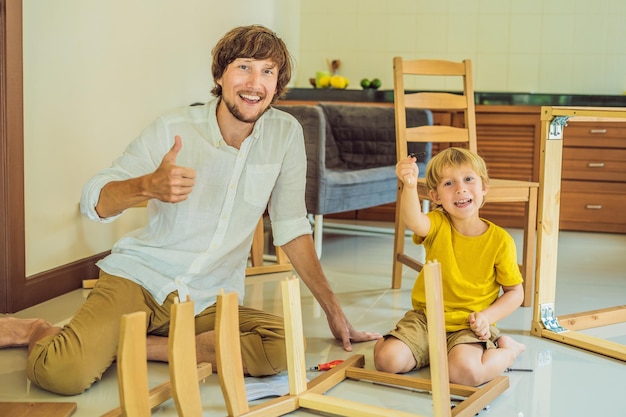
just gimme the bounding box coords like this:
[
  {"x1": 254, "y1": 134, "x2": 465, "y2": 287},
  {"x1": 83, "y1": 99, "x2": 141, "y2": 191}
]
[
  {"x1": 116, "y1": 311, "x2": 151, "y2": 417},
  {"x1": 168, "y1": 297, "x2": 208, "y2": 417},
  {"x1": 104, "y1": 302, "x2": 212, "y2": 417},
  {"x1": 0, "y1": 402, "x2": 77, "y2": 417},
  {"x1": 532, "y1": 106, "x2": 626, "y2": 361},
  {"x1": 216, "y1": 266, "x2": 508, "y2": 417}
]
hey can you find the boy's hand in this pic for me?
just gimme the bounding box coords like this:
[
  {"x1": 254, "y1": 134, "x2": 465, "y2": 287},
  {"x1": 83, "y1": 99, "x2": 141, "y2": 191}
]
[
  {"x1": 468, "y1": 311, "x2": 491, "y2": 340},
  {"x1": 395, "y1": 155, "x2": 419, "y2": 187}
]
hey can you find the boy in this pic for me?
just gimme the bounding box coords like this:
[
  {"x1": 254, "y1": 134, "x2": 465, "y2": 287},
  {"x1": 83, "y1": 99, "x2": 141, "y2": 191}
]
[{"x1": 374, "y1": 147, "x2": 526, "y2": 386}]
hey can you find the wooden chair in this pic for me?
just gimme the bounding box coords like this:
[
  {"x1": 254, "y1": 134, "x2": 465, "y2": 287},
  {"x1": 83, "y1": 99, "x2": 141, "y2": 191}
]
[
  {"x1": 246, "y1": 216, "x2": 292, "y2": 276},
  {"x1": 391, "y1": 58, "x2": 538, "y2": 306},
  {"x1": 109, "y1": 263, "x2": 507, "y2": 416},
  {"x1": 214, "y1": 266, "x2": 508, "y2": 417},
  {"x1": 103, "y1": 300, "x2": 212, "y2": 417}
]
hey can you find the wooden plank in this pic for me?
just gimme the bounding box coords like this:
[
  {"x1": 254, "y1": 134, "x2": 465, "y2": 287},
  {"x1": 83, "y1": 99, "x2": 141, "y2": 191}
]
[
  {"x1": 281, "y1": 277, "x2": 307, "y2": 395},
  {"x1": 306, "y1": 354, "x2": 365, "y2": 395},
  {"x1": 0, "y1": 402, "x2": 76, "y2": 417},
  {"x1": 539, "y1": 328, "x2": 626, "y2": 361},
  {"x1": 520, "y1": 186, "x2": 538, "y2": 307},
  {"x1": 216, "y1": 291, "x2": 249, "y2": 416},
  {"x1": 299, "y1": 392, "x2": 422, "y2": 417},
  {"x1": 243, "y1": 395, "x2": 299, "y2": 417},
  {"x1": 245, "y1": 263, "x2": 293, "y2": 276},
  {"x1": 548, "y1": 106, "x2": 626, "y2": 121},
  {"x1": 423, "y1": 261, "x2": 451, "y2": 417},
  {"x1": 451, "y1": 376, "x2": 509, "y2": 417},
  {"x1": 559, "y1": 306, "x2": 626, "y2": 330},
  {"x1": 533, "y1": 110, "x2": 564, "y2": 326},
  {"x1": 101, "y1": 363, "x2": 212, "y2": 417},
  {"x1": 117, "y1": 311, "x2": 150, "y2": 417},
  {"x1": 169, "y1": 299, "x2": 205, "y2": 417},
  {"x1": 345, "y1": 367, "x2": 477, "y2": 398}
]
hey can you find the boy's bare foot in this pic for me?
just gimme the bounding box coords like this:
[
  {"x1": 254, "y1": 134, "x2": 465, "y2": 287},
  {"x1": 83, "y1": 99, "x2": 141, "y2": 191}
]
[
  {"x1": 0, "y1": 317, "x2": 52, "y2": 348},
  {"x1": 497, "y1": 335, "x2": 526, "y2": 359}
]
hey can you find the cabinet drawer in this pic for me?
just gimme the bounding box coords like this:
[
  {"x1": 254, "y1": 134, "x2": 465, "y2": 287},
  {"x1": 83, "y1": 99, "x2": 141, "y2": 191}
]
[
  {"x1": 562, "y1": 147, "x2": 626, "y2": 182},
  {"x1": 560, "y1": 192, "x2": 626, "y2": 226},
  {"x1": 564, "y1": 122, "x2": 626, "y2": 149},
  {"x1": 560, "y1": 181, "x2": 626, "y2": 230}
]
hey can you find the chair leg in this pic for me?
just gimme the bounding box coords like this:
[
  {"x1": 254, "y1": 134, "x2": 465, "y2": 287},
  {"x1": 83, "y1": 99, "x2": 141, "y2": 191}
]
[
  {"x1": 313, "y1": 214, "x2": 323, "y2": 258},
  {"x1": 169, "y1": 298, "x2": 205, "y2": 417},
  {"x1": 250, "y1": 217, "x2": 265, "y2": 267},
  {"x1": 117, "y1": 312, "x2": 151, "y2": 417},
  {"x1": 423, "y1": 261, "x2": 452, "y2": 417},
  {"x1": 521, "y1": 187, "x2": 538, "y2": 307},
  {"x1": 392, "y1": 186, "x2": 405, "y2": 289}
]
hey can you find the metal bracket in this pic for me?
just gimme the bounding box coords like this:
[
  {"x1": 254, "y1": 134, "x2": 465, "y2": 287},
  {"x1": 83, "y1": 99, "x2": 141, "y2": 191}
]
[
  {"x1": 548, "y1": 116, "x2": 570, "y2": 139},
  {"x1": 540, "y1": 303, "x2": 568, "y2": 333}
]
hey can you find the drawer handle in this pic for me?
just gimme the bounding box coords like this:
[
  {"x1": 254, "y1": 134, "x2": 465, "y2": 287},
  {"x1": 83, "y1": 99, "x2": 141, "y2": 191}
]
[
  {"x1": 585, "y1": 205, "x2": 603, "y2": 210},
  {"x1": 587, "y1": 162, "x2": 605, "y2": 168},
  {"x1": 589, "y1": 129, "x2": 607, "y2": 134}
]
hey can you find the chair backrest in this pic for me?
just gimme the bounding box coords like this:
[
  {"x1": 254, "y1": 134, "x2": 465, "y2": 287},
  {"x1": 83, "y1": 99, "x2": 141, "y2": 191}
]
[{"x1": 393, "y1": 57, "x2": 477, "y2": 161}]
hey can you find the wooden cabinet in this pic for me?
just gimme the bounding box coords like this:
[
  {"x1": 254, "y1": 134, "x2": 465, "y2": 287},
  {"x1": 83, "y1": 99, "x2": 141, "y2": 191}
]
[
  {"x1": 560, "y1": 121, "x2": 626, "y2": 233},
  {"x1": 473, "y1": 106, "x2": 541, "y2": 228}
]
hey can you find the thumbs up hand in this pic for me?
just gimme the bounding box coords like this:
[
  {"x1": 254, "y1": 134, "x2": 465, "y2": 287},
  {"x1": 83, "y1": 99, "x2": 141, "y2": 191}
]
[{"x1": 149, "y1": 135, "x2": 196, "y2": 203}]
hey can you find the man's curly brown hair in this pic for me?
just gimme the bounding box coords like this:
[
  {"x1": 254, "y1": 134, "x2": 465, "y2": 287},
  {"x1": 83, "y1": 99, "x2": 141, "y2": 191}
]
[{"x1": 210, "y1": 25, "x2": 293, "y2": 103}]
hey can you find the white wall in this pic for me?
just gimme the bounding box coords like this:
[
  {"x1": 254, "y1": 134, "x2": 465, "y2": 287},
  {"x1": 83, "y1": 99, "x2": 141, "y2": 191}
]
[
  {"x1": 297, "y1": 0, "x2": 626, "y2": 94},
  {"x1": 23, "y1": 0, "x2": 299, "y2": 275},
  {"x1": 23, "y1": 0, "x2": 626, "y2": 276}
]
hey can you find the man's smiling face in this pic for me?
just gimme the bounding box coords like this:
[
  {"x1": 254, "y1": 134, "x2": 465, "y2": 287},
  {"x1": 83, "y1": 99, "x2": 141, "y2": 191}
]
[{"x1": 217, "y1": 58, "x2": 278, "y2": 124}]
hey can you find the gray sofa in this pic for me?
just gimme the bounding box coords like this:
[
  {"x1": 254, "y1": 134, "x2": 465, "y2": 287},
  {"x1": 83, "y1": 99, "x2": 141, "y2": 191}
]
[{"x1": 275, "y1": 103, "x2": 433, "y2": 257}]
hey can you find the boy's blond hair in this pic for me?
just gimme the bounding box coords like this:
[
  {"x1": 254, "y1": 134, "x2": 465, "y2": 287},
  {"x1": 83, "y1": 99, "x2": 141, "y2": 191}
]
[{"x1": 425, "y1": 147, "x2": 490, "y2": 193}]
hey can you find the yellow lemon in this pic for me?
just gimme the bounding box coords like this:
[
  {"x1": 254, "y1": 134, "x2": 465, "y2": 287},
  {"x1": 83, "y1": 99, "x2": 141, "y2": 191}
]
[
  {"x1": 330, "y1": 75, "x2": 348, "y2": 89},
  {"x1": 318, "y1": 75, "x2": 331, "y2": 88}
]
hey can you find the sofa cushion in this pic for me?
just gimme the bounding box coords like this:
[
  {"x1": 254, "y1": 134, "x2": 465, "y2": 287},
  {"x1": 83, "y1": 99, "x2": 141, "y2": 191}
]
[
  {"x1": 318, "y1": 103, "x2": 432, "y2": 170},
  {"x1": 319, "y1": 103, "x2": 397, "y2": 169}
]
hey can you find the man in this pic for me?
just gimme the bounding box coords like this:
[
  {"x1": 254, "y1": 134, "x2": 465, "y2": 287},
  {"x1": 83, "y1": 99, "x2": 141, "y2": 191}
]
[{"x1": 0, "y1": 25, "x2": 380, "y2": 395}]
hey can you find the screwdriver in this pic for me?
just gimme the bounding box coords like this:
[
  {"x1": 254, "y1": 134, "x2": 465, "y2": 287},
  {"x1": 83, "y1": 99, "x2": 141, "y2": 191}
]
[{"x1": 309, "y1": 359, "x2": 344, "y2": 371}]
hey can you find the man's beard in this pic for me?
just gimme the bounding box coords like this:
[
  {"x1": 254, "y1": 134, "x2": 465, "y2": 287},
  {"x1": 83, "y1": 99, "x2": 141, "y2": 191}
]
[{"x1": 223, "y1": 95, "x2": 270, "y2": 124}]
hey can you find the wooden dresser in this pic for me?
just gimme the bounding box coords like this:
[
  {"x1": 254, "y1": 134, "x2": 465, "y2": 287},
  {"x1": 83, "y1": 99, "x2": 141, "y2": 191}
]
[{"x1": 560, "y1": 120, "x2": 626, "y2": 233}]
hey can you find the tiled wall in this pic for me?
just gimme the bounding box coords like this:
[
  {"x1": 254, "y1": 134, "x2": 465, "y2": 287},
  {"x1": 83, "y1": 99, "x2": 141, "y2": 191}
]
[{"x1": 297, "y1": 0, "x2": 626, "y2": 95}]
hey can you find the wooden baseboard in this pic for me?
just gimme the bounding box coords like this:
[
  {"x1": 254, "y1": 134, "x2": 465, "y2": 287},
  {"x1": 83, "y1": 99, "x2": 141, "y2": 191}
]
[{"x1": 9, "y1": 252, "x2": 108, "y2": 312}]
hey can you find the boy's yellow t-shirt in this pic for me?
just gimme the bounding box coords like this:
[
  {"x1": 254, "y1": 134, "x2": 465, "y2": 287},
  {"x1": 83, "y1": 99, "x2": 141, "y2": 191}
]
[{"x1": 411, "y1": 210, "x2": 523, "y2": 332}]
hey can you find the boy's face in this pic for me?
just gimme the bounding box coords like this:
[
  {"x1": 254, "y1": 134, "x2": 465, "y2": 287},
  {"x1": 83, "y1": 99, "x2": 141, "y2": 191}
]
[
  {"x1": 429, "y1": 164, "x2": 488, "y2": 218},
  {"x1": 216, "y1": 57, "x2": 278, "y2": 124}
]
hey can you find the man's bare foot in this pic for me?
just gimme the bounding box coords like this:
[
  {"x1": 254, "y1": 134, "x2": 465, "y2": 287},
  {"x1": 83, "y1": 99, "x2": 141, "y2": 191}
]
[
  {"x1": 195, "y1": 331, "x2": 216, "y2": 365},
  {"x1": 0, "y1": 317, "x2": 52, "y2": 348},
  {"x1": 497, "y1": 335, "x2": 526, "y2": 359}
]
